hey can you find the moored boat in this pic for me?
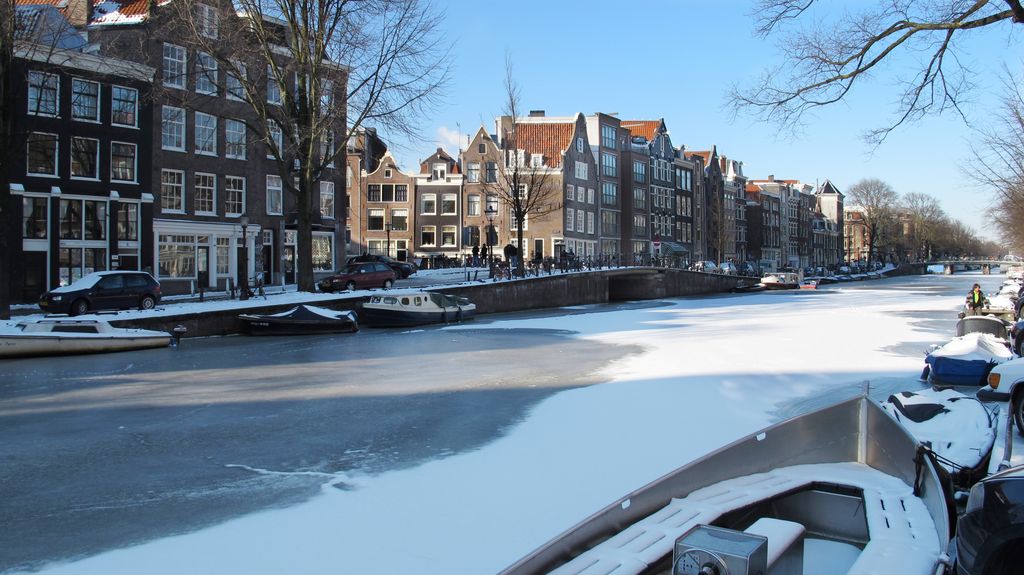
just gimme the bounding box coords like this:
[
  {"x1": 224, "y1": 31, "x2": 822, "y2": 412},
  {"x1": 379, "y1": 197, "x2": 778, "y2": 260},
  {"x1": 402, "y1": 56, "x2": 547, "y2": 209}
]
[
  {"x1": 761, "y1": 272, "x2": 800, "y2": 289},
  {"x1": 922, "y1": 316, "x2": 1013, "y2": 387},
  {"x1": 238, "y1": 304, "x2": 358, "y2": 336},
  {"x1": 359, "y1": 291, "x2": 475, "y2": 327},
  {"x1": 502, "y1": 395, "x2": 950, "y2": 575},
  {"x1": 0, "y1": 318, "x2": 172, "y2": 358},
  {"x1": 799, "y1": 279, "x2": 818, "y2": 290}
]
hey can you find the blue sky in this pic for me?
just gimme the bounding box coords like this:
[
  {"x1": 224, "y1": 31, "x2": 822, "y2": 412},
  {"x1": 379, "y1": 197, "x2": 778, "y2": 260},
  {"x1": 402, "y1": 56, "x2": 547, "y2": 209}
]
[{"x1": 386, "y1": 1, "x2": 1022, "y2": 241}]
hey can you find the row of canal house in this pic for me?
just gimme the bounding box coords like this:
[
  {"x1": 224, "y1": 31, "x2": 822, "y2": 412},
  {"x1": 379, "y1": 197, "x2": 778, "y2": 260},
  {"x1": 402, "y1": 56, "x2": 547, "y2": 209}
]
[{"x1": 7, "y1": 0, "x2": 347, "y2": 304}]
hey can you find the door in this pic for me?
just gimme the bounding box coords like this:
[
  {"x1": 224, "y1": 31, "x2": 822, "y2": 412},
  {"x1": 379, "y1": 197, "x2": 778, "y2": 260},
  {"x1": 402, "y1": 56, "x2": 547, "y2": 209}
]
[
  {"x1": 396, "y1": 240, "x2": 408, "y2": 262},
  {"x1": 93, "y1": 274, "x2": 127, "y2": 309},
  {"x1": 533, "y1": 238, "x2": 544, "y2": 261},
  {"x1": 197, "y1": 246, "x2": 210, "y2": 289},
  {"x1": 284, "y1": 246, "x2": 296, "y2": 284}
]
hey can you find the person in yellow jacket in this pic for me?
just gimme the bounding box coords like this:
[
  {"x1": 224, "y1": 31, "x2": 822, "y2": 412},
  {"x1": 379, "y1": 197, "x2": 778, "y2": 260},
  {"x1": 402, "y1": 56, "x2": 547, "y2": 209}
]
[{"x1": 966, "y1": 283, "x2": 988, "y2": 315}]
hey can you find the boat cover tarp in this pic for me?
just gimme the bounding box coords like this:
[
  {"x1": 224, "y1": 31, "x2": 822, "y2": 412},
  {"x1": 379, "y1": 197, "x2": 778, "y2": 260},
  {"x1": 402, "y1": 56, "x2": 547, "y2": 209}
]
[
  {"x1": 246, "y1": 305, "x2": 354, "y2": 322},
  {"x1": 925, "y1": 332, "x2": 1012, "y2": 386}
]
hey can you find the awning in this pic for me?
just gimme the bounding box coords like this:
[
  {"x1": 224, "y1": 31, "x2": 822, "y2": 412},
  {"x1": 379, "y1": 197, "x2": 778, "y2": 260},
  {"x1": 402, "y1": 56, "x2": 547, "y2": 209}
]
[{"x1": 658, "y1": 241, "x2": 688, "y2": 255}]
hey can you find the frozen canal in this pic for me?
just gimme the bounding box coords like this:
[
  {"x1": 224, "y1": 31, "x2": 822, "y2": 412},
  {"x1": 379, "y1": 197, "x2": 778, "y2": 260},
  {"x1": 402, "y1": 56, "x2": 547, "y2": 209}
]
[{"x1": 3, "y1": 270, "x2": 1020, "y2": 574}]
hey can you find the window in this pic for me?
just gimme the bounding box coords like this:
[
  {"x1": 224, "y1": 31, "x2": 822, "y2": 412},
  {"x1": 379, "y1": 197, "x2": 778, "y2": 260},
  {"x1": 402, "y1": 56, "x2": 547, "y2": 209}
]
[
  {"x1": 27, "y1": 133, "x2": 58, "y2": 176},
  {"x1": 59, "y1": 199, "x2": 106, "y2": 240},
  {"x1": 194, "y1": 172, "x2": 216, "y2": 214},
  {"x1": 420, "y1": 225, "x2": 436, "y2": 246},
  {"x1": 226, "y1": 62, "x2": 246, "y2": 100},
  {"x1": 110, "y1": 142, "x2": 136, "y2": 182},
  {"x1": 368, "y1": 208, "x2": 385, "y2": 230},
  {"x1": 395, "y1": 184, "x2": 408, "y2": 202},
  {"x1": 633, "y1": 160, "x2": 646, "y2": 183},
  {"x1": 441, "y1": 193, "x2": 457, "y2": 215},
  {"x1": 601, "y1": 152, "x2": 617, "y2": 177},
  {"x1": 467, "y1": 162, "x2": 480, "y2": 183},
  {"x1": 633, "y1": 214, "x2": 647, "y2": 237},
  {"x1": 225, "y1": 118, "x2": 246, "y2": 159},
  {"x1": 486, "y1": 194, "x2": 498, "y2": 215},
  {"x1": 320, "y1": 181, "x2": 334, "y2": 218},
  {"x1": 442, "y1": 225, "x2": 457, "y2": 246},
  {"x1": 588, "y1": 188, "x2": 595, "y2": 204},
  {"x1": 163, "y1": 43, "x2": 186, "y2": 88},
  {"x1": 111, "y1": 86, "x2": 138, "y2": 127},
  {"x1": 578, "y1": 210, "x2": 585, "y2": 233},
  {"x1": 421, "y1": 193, "x2": 436, "y2": 214},
  {"x1": 71, "y1": 79, "x2": 100, "y2": 122},
  {"x1": 566, "y1": 207, "x2": 575, "y2": 232},
  {"x1": 601, "y1": 182, "x2": 617, "y2": 206},
  {"x1": 575, "y1": 161, "x2": 588, "y2": 180},
  {"x1": 266, "y1": 65, "x2": 281, "y2": 104},
  {"x1": 117, "y1": 203, "x2": 138, "y2": 241},
  {"x1": 266, "y1": 175, "x2": 283, "y2": 214},
  {"x1": 367, "y1": 184, "x2": 382, "y2": 202},
  {"x1": 161, "y1": 169, "x2": 184, "y2": 212},
  {"x1": 267, "y1": 122, "x2": 282, "y2": 157},
  {"x1": 530, "y1": 154, "x2": 543, "y2": 168},
  {"x1": 467, "y1": 194, "x2": 481, "y2": 216},
  {"x1": 485, "y1": 161, "x2": 497, "y2": 183},
  {"x1": 576, "y1": 137, "x2": 584, "y2": 152},
  {"x1": 391, "y1": 208, "x2": 408, "y2": 231},
  {"x1": 70, "y1": 137, "x2": 99, "y2": 179},
  {"x1": 566, "y1": 184, "x2": 575, "y2": 201},
  {"x1": 216, "y1": 237, "x2": 230, "y2": 275},
  {"x1": 311, "y1": 232, "x2": 334, "y2": 272},
  {"x1": 195, "y1": 112, "x2": 217, "y2": 155},
  {"x1": 432, "y1": 162, "x2": 447, "y2": 180},
  {"x1": 161, "y1": 106, "x2": 185, "y2": 151},
  {"x1": 602, "y1": 211, "x2": 620, "y2": 235},
  {"x1": 22, "y1": 197, "x2": 48, "y2": 239},
  {"x1": 601, "y1": 124, "x2": 616, "y2": 148},
  {"x1": 321, "y1": 131, "x2": 335, "y2": 167},
  {"x1": 225, "y1": 176, "x2": 245, "y2": 215},
  {"x1": 587, "y1": 211, "x2": 594, "y2": 234},
  {"x1": 158, "y1": 234, "x2": 196, "y2": 278},
  {"x1": 196, "y1": 52, "x2": 218, "y2": 94},
  {"x1": 384, "y1": 168, "x2": 393, "y2": 178},
  {"x1": 196, "y1": 3, "x2": 219, "y2": 38},
  {"x1": 478, "y1": 142, "x2": 486, "y2": 154},
  {"x1": 634, "y1": 188, "x2": 646, "y2": 210},
  {"x1": 28, "y1": 71, "x2": 59, "y2": 116}
]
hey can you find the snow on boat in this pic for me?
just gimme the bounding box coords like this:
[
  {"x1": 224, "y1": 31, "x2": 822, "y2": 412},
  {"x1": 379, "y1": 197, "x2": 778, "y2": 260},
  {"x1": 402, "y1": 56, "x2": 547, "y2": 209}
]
[
  {"x1": 359, "y1": 291, "x2": 475, "y2": 328},
  {"x1": 761, "y1": 272, "x2": 800, "y2": 289},
  {"x1": 799, "y1": 279, "x2": 818, "y2": 290},
  {"x1": 882, "y1": 388, "x2": 996, "y2": 490},
  {"x1": 502, "y1": 395, "x2": 950, "y2": 575},
  {"x1": 238, "y1": 305, "x2": 358, "y2": 336},
  {"x1": 923, "y1": 332, "x2": 1013, "y2": 387},
  {"x1": 0, "y1": 318, "x2": 171, "y2": 358}
]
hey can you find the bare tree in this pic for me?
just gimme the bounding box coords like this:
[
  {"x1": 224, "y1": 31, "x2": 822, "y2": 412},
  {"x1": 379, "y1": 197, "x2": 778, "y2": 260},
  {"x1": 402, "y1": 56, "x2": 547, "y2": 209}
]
[
  {"x1": 971, "y1": 71, "x2": 1024, "y2": 250},
  {"x1": 173, "y1": 0, "x2": 450, "y2": 291},
  {"x1": 0, "y1": 0, "x2": 14, "y2": 318},
  {"x1": 847, "y1": 178, "x2": 901, "y2": 263},
  {"x1": 902, "y1": 192, "x2": 946, "y2": 260},
  {"x1": 487, "y1": 59, "x2": 562, "y2": 268},
  {"x1": 731, "y1": 0, "x2": 1024, "y2": 144}
]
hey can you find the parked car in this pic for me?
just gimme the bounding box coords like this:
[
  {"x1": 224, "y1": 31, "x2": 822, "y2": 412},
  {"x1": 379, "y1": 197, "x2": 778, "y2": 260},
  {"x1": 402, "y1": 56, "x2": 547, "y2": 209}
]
[
  {"x1": 953, "y1": 464, "x2": 1024, "y2": 574},
  {"x1": 345, "y1": 254, "x2": 417, "y2": 278},
  {"x1": 692, "y1": 261, "x2": 718, "y2": 273},
  {"x1": 986, "y1": 357, "x2": 1024, "y2": 434},
  {"x1": 318, "y1": 262, "x2": 397, "y2": 292},
  {"x1": 717, "y1": 262, "x2": 737, "y2": 275},
  {"x1": 38, "y1": 270, "x2": 161, "y2": 316}
]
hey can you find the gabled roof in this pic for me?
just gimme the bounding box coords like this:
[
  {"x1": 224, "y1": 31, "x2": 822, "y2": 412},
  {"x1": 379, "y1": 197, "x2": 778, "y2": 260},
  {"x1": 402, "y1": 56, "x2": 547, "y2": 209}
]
[
  {"x1": 16, "y1": 0, "x2": 154, "y2": 26},
  {"x1": 513, "y1": 121, "x2": 575, "y2": 167},
  {"x1": 818, "y1": 179, "x2": 844, "y2": 197},
  {"x1": 620, "y1": 120, "x2": 662, "y2": 142}
]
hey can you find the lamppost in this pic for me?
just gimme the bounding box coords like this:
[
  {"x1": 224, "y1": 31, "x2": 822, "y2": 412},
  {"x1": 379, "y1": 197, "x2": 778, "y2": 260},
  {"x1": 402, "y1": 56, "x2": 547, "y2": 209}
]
[
  {"x1": 485, "y1": 205, "x2": 496, "y2": 277},
  {"x1": 239, "y1": 216, "x2": 249, "y2": 300}
]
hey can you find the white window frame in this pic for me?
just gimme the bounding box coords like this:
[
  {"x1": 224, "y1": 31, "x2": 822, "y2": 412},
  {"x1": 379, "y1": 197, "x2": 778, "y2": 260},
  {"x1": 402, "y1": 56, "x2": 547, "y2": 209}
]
[
  {"x1": 28, "y1": 71, "x2": 59, "y2": 116},
  {"x1": 162, "y1": 43, "x2": 186, "y2": 89},
  {"x1": 467, "y1": 194, "x2": 481, "y2": 217},
  {"x1": 441, "y1": 225, "x2": 457, "y2": 247},
  {"x1": 225, "y1": 175, "x2": 245, "y2": 216},
  {"x1": 267, "y1": 122, "x2": 282, "y2": 158},
  {"x1": 226, "y1": 61, "x2": 246, "y2": 100},
  {"x1": 266, "y1": 175, "x2": 283, "y2": 215},
  {"x1": 27, "y1": 132, "x2": 59, "y2": 177},
  {"x1": 195, "y1": 52, "x2": 218, "y2": 95},
  {"x1": 71, "y1": 78, "x2": 100, "y2": 122},
  {"x1": 194, "y1": 172, "x2": 217, "y2": 215},
  {"x1": 225, "y1": 118, "x2": 246, "y2": 159},
  {"x1": 420, "y1": 193, "x2": 436, "y2": 215},
  {"x1": 110, "y1": 86, "x2": 138, "y2": 128},
  {"x1": 161, "y1": 105, "x2": 186, "y2": 151},
  {"x1": 110, "y1": 141, "x2": 137, "y2": 183},
  {"x1": 566, "y1": 207, "x2": 575, "y2": 232},
  {"x1": 576, "y1": 210, "x2": 584, "y2": 233},
  {"x1": 266, "y1": 65, "x2": 282, "y2": 105},
  {"x1": 161, "y1": 169, "x2": 185, "y2": 213},
  {"x1": 420, "y1": 225, "x2": 436, "y2": 246},
  {"x1": 70, "y1": 136, "x2": 100, "y2": 180},
  {"x1": 194, "y1": 112, "x2": 217, "y2": 156},
  {"x1": 320, "y1": 181, "x2": 335, "y2": 219},
  {"x1": 441, "y1": 193, "x2": 457, "y2": 215},
  {"x1": 196, "y1": 3, "x2": 219, "y2": 38}
]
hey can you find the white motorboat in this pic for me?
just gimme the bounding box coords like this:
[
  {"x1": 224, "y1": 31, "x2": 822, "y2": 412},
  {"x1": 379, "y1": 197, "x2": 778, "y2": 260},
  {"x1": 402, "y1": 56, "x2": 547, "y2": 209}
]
[
  {"x1": 502, "y1": 395, "x2": 950, "y2": 575},
  {"x1": 761, "y1": 272, "x2": 800, "y2": 289},
  {"x1": 0, "y1": 318, "x2": 172, "y2": 358},
  {"x1": 359, "y1": 291, "x2": 475, "y2": 327}
]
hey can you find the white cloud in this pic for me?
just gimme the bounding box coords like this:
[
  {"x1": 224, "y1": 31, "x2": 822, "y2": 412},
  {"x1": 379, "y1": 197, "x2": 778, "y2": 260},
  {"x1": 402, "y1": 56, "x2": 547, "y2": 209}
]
[{"x1": 436, "y1": 125, "x2": 463, "y2": 152}]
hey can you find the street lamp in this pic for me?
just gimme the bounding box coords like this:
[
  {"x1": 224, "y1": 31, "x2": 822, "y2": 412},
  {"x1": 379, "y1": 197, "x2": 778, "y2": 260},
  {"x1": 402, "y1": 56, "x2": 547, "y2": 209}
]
[
  {"x1": 385, "y1": 220, "x2": 393, "y2": 259},
  {"x1": 239, "y1": 215, "x2": 249, "y2": 300},
  {"x1": 485, "y1": 205, "x2": 497, "y2": 277}
]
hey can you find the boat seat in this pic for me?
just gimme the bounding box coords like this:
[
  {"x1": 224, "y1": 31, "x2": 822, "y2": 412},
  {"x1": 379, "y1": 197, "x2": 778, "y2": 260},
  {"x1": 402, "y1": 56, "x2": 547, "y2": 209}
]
[{"x1": 548, "y1": 462, "x2": 941, "y2": 575}]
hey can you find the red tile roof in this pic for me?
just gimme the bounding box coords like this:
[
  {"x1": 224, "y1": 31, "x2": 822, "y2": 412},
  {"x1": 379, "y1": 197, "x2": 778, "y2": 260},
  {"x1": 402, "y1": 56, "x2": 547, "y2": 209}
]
[
  {"x1": 513, "y1": 122, "x2": 574, "y2": 168},
  {"x1": 688, "y1": 150, "x2": 711, "y2": 163},
  {"x1": 621, "y1": 120, "x2": 661, "y2": 142},
  {"x1": 15, "y1": 0, "x2": 153, "y2": 24}
]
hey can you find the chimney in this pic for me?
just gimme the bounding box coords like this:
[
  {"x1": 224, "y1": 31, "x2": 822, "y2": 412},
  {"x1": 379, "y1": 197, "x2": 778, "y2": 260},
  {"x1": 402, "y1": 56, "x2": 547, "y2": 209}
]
[
  {"x1": 768, "y1": 174, "x2": 775, "y2": 182},
  {"x1": 66, "y1": 0, "x2": 94, "y2": 27},
  {"x1": 529, "y1": 110, "x2": 545, "y2": 117}
]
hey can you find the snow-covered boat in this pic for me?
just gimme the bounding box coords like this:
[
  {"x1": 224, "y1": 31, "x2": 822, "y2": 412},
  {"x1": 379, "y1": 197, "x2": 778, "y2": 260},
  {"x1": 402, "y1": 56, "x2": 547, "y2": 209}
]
[
  {"x1": 799, "y1": 279, "x2": 818, "y2": 290},
  {"x1": 502, "y1": 395, "x2": 950, "y2": 575},
  {"x1": 761, "y1": 272, "x2": 800, "y2": 289},
  {"x1": 0, "y1": 318, "x2": 171, "y2": 358},
  {"x1": 238, "y1": 305, "x2": 358, "y2": 336},
  {"x1": 922, "y1": 317, "x2": 1013, "y2": 387},
  {"x1": 359, "y1": 291, "x2": 475, "y2": 327}
]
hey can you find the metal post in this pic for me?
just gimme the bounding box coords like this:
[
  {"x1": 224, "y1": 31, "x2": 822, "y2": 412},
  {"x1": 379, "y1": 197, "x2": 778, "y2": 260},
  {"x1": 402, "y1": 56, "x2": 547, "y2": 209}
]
[{"x1": 239, "y1": 216, "x2": 250, "y2": 301}]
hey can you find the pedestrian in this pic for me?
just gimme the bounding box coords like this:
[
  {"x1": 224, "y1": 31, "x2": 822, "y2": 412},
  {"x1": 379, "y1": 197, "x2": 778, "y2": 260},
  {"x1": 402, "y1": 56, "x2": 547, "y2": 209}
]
[
  {"x1": 472, "y1": 244, "x2": 480, "y2": 267},
  {"x1": 966, "y1": 283, "x2": 987, "y2": 315},
  {"x1": 503, "y1": 243, "x2": 514, "y2": 263}
]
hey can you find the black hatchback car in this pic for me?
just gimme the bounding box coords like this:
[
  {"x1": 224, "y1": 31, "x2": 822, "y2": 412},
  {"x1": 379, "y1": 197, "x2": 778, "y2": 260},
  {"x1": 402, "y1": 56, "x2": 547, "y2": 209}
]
[
  {"x1": 346, "y1": 254, "x2": 417, "y2": 278},
  {"x1": 954, "y1": 464, "x2": 1024, "y2": 574},
  {"x1": 39, "y1": 271, "x2": 162, "y2": 316}
]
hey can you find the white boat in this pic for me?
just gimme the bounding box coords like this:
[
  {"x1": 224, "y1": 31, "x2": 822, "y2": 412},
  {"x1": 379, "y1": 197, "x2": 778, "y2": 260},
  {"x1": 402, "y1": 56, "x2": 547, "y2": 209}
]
[
  {"x1": 359, "y1": 291, "x2": 475, "y2": 327},
  {"x1": 761, "y1": 272, "x2": 800, "y2": 289},
  {"x1": 0, "y1": 318, "x2": 172, "y2": 358},
  {"x1": 502, "y1": 395, "x2": 950, "y2": 575},
  {"x1": 922, "y1": 317, "x2": 1014, "y2": 387}
]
